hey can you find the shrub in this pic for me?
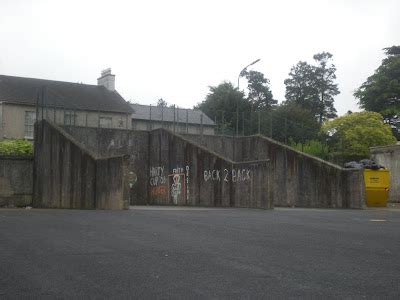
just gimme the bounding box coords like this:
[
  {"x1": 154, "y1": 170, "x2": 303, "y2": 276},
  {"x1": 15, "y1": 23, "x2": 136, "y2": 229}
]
[{"x1": 0, "y1": 140, "x2": 33, "y2": 156}]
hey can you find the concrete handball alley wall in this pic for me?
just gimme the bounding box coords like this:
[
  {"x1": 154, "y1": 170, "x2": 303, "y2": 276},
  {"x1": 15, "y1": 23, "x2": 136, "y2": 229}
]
[
  {"x1": 62, "y1": 126, "x2": 272, "y2": 209},
  {"x1": 182, "y1": 134, "x2": 365, "y2": 208},
  {"x1": 148, "y1": 129, "x2": 272, "y2": 209},
  {"x1": 62, "y1": 126, "x2": 150, "y2": 205},
  {"x1": 34, "y1": 121, "x2": 129, "y2": 209}
]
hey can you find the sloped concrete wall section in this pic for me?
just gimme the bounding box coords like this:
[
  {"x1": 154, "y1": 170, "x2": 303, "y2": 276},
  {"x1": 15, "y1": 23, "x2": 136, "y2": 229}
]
[
  {"x1": 148, "y1": 129, "x2": 272, "y2": 208},
  {"x1": 33, "y1": 120, "x2": 129, "y2": 209},
  {"x1": 183, "y1": 134, "x2": 365, "y2": 208},
  {"x1": 62, "y1": 126, "x2": 149, "y2": 205}
]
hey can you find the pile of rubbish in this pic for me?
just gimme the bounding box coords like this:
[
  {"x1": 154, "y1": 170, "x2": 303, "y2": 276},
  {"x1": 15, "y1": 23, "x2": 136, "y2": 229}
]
[{"x1": 344, "y1": 159, "x2": 385, "y2": 170}]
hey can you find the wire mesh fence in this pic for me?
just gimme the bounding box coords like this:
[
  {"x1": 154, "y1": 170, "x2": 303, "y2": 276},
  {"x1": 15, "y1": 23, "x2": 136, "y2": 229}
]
[{"x1": 34, "y1": 86, "x2": 334, "y2": 160}]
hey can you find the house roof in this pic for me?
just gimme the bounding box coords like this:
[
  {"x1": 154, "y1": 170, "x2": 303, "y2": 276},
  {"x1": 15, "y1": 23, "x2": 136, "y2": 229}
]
[
  {"x1": 130, "y1": 104, "x2": 215, "y2": 126},
  {"x1": 0, "y1": 74, "x2": 133, "y2": 113}
]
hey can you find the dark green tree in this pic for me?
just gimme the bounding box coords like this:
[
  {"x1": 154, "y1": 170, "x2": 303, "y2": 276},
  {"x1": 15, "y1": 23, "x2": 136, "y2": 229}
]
[
  {"x1": 268, "y1": 102, "x2": 321, "y2": 143},
  {"x1": 244, "y1": 70, "x2": 277, "y2": 111},
  {"x1": 195, "y1": 82, "x2": 248, "y2": 134},
  {"x1": 284, "y1": 52, "x2": 339, "y2": 124},
  {"x1": 354, "y1": 45, "x2": 400, "y2": 117},
  {"x1": 157, "y1": 98, "x2": 168, "y2": 107},
  {"x1": 313, "y1": 52, "x2": 339, "y2": 123},
  {"x1": 284, "y1": 61, "x2": 317, "y2": 111}
]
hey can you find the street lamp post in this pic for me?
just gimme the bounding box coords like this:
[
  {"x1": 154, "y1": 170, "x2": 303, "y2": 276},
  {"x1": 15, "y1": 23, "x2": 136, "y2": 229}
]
[{"x1": 236, "y1": 59, "x2": 260, "y2": 136}]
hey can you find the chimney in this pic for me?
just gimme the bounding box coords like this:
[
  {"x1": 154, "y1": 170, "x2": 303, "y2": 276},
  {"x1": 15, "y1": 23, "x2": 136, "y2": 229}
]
[{"x1": 97, "y1": 68, "x2": 115, "y2": 91}]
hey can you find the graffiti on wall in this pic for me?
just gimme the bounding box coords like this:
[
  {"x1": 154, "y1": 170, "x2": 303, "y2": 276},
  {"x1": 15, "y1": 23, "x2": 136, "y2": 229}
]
[
  {"x1": 203, "y1": 168, "x2": 251, "y2": 183},
  {"x1": 168, "y1": 166, "x2": 189, "y2": 205},
  {"x1": 149, "y1": 166, "x2": 166, "y2": 186},
  {"x1": 185, "y1": 165, "x2": 190, "y2": 202},
  {"x1": 150, "y1": 185, "x2": 167, "y2": 197}
]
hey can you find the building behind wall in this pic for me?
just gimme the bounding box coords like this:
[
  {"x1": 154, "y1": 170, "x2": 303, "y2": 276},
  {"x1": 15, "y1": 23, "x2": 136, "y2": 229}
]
[
  {"x1": 0, "y1": 69, "x2": 133, "y2": 140},
  {"x1": 130, "y1": 103, "x2": 216, "y2": 135}
]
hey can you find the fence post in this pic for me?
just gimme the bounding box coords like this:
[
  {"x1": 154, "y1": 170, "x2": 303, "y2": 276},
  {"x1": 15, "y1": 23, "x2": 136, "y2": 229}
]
[
  {"x1": 236, "y1": 111, "x2": 239, "y2": 136},
  {"x1": 41, "y1": 87, "x2": 45, "y2": 121},
  {"x1": 221, "y1": 111, "x2": 224, "y2": 135},
  {"x1": 200, "y1": 113, "x2": 204, "y2": 137},
  {"x1": 35, "y1": 90, "x2": 39, "y2": 125},
  {"x1": 269, "y1": 112, "x2": 273, "y2": 138},
  {"x1": 161, "y1": 105, "x2": 164, "y2": 129},
  {"x1": 149, "y1": 105, "x2": 152, "y2": 131},
  {"x1": 258, "y1": 111, "x2": 261, "y2": 134},
  {"x1": 177, "y1": 107, "x2": 180, "y2": 133},
  {"x1": 186, "y1": 109, "x2": 189, "y2": 133},
  {"x1": 284, "y1": 117, "x2": 287, "y2": 144},
  {"x1": 242, "y1": 112, "x2": 245, "y2": 136},
  {"x1": 173, "y1": 105, "x2": 175, "y2": 132}
]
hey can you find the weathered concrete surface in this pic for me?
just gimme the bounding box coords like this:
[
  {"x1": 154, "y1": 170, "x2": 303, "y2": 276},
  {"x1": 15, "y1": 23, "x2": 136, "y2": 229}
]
[
  {"x1": 148, "y1": 129, "x2": 272, "y2": 208},
  {"x1": 33, "y1": 120, "x2": 129, "y2": 209},
  {"x1": 371, "y1": 145, "x2": 400, "y2": 203},
  {"x1": 61, "y1": 126, "x2": 272, "y2": 209},
  {"x1": 183, "y1": 134, "x2": 365, "y2": 208},
  {"x1": 0, "y1": 156, "x2": 33, "y2": 207},
  {"x1": 62, "y1": 126, "x2": 149, "y2": 205},
  {"x1": 56, "y1": 126, "x2": 365, "y2": 209}
]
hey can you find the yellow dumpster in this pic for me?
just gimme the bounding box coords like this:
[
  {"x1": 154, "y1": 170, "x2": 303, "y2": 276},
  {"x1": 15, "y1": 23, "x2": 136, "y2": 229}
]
[{"x1": 364, "y1": 169, "x2": 390, "y2": 207}]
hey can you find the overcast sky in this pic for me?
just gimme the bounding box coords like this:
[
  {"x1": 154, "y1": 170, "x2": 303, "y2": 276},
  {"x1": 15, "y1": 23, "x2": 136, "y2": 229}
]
[{"x1": 1, "y1": 0, "x2": 399, "y2": 115}]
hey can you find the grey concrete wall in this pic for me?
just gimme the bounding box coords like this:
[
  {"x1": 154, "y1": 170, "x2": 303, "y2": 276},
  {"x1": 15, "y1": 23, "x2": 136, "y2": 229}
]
[
  {"x1": 148, "y1": 129, "x2": 272, "y2": 208},
  {"x1": 132, "y1": 120, "x2": 215, "y2": 135},
  {"x1": 62, "y1": 126, "x2": 150, "y2": 205},
  {"x1": 61, "y1": 126, "x2": 272, "y2": 209},
  {"x1": 183, "y1": 133, "x2": 365, "y2": 208},
  {"x1": 33, "y1": 120, "x2": 130, "y2": 209},
  {"x1": 0, "y1": 156, "x2": 33, "y2": 207},
  {"x1": 371, "y1": 145, "x2": 400, "y2": 203}
]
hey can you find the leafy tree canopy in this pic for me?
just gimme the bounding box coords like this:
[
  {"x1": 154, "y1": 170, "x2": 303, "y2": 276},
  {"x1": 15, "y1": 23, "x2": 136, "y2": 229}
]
[
  {"x1": 284, "y1": 52, "x2": 339, "y2": 124},
  {"x1": 195, "y1": 82, "x2": 248, "y2": 134},
  {"x1": 354, "y1": 45, "x2": 400, "y2": 117},
  {"x1": 157, "y1": 98, "x2": 168, "y2": 107},
  {"x1": 271, "y1": 102, "x2": 321, "y2": 143},
  {"x1": 321, "y1": 111, "x2": 396, "y2": 160},
  {"x1": 243, "y1": 70, "x2": 277, "y2": 111}
]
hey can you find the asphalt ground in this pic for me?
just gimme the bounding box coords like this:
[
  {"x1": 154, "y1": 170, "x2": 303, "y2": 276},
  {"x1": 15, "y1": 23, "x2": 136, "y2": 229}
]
[{"x1": 0, "y1": 206, "x2": 399, "y2": 299}]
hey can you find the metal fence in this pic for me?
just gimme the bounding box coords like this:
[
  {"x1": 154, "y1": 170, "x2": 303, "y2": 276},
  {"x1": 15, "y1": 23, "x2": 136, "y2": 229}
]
[{"x1": 34, "y1": 86, "x2": 330, "y2": 158}]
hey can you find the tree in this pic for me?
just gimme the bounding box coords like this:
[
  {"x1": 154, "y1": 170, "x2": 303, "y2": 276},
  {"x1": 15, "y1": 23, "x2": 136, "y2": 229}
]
[
  {"x1": 284, "y1": 52, "x2": 339, "y2": 124},
  {"x1": 269, "y1": 102, "x2": 321, "y2": 143},
  {"x1": 195, "y1": 82, "x2": 248, "y2": 134},
  {"x1": 244, "y1": 70, "x2": 277, "y2": 111},
  {"x1": 157, "y1": 98, "x2": 168, "y2": 107},
  {"x1": 321, "y1": 111, "x2": 396, "y2": 161},
  {"x1": 354, "y1": 45, "x2": 400, "y2": 117},
  {"x1": 313, "y1": 52, "x2": 340, "y2": 123},
  {"x1": 284, "y1": 61, "x2": 317, "y2": 111}
]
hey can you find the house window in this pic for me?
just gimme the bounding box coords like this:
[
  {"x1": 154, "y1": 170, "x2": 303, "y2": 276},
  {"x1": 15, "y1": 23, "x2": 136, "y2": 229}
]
[
  {"x1": 64, "y1": 111, "x2": 76, "y2": 126},
  {"x1": 24, "y1": 111, "x2": 36, "y2": 139},
  {"x1": 99, "y1": 116, "x2": 112, "y2": 128}
]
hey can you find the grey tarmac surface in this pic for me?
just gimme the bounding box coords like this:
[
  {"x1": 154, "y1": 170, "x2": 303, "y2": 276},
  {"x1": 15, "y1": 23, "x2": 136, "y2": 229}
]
[{"x1": 0, "y1": 206, "x2": 399, "y2": 299}]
